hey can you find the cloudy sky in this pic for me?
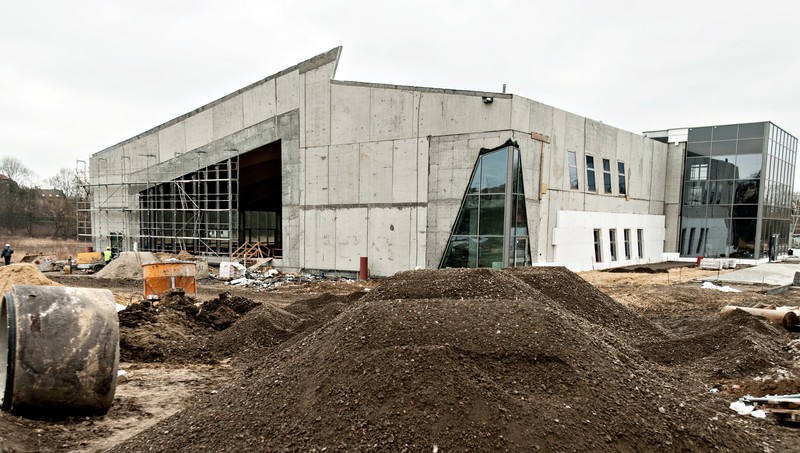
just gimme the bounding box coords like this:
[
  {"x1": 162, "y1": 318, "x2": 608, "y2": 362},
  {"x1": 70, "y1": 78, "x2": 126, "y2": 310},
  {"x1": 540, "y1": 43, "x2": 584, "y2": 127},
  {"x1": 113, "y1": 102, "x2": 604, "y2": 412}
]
[{"x1": 2, "y1": 0, "x2": 798, "y2": 186}]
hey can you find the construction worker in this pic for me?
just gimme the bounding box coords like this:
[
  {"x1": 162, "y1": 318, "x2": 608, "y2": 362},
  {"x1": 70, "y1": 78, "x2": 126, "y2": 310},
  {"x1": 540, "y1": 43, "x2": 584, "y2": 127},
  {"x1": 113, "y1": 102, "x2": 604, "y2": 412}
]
[
  {"x1": 103, "y1": 246, "x2": 113, "y2": 264},
  {"x1": 1, "y1": 243, "x2": 12, "y2": 265}
]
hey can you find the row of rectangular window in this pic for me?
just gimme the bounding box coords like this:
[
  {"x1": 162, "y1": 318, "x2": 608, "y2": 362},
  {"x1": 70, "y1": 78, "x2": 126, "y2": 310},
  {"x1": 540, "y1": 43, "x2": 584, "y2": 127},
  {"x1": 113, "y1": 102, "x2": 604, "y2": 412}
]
[
  {"x1": 570, "y1": 152, "x2": 626, "y2": 195},
  {"x1": 593, "y1": 228, "x2": 643, "y2": 263}
]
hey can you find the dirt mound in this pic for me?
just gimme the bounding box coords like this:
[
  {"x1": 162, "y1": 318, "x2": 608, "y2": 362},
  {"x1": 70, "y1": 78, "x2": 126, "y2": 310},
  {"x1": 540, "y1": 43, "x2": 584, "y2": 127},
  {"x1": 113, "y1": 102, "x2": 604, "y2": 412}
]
[
  {"x1": 506, "y1": 266, "x2": 665, "y2": 343},
  {"x1": 0, "y1": 263, "x2": 62, "y2": 295},
  {"x1": 362, "y1": 267, "x2": 538, "y2": 301},
  {"x1": 118, "y1": 290, "x2": 261, "y2": 363},
  {"x1": 638, "y1": 308, "x2": 794, "y2": 379},
  {"x1": 112, "y1": 269, "x2": 763, "y2": 452},
  {"x1": 95, "y1": 252, "x2": 159, "y2": 279}
]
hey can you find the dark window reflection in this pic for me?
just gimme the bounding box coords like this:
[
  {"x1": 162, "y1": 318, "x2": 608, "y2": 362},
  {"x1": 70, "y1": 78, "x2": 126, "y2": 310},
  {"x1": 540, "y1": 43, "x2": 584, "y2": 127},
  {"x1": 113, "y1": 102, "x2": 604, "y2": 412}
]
[
  {"x1": 453, "y1": 195, "x2": 479, "y2": 235},
  {"x1": 712, "y1": 125, "x2": 737, "y2": 141},
  {"x1": 688, "y1": 127, "x2": 712, "y2": 142},
  {"x1": 478, "y1": 237, "x2": 504, "y2": 268},
  {"x1": 478, "y1": 195, "x2": 504, "y2": 235},
  {"x1": 480, "y1": 149, "x2": 507, "y2": 194}
]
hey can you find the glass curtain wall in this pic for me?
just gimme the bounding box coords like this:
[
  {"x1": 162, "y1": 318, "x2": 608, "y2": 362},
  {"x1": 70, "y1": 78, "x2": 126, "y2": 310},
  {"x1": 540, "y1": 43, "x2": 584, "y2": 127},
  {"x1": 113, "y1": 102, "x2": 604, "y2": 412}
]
[
  {"x1": 761, "y1": 124, "x2": 798, "y2": 256},
  {"x1": 679, "y1": 122, "x2": 797, "y2": 258},
  {"x1": 440, "y1": 143, "x2": 530, "y2": 268}
]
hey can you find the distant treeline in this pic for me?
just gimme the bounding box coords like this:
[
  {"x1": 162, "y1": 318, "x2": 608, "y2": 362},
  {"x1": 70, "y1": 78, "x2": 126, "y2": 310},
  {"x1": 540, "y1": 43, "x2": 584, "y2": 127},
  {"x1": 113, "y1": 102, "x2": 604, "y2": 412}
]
[{"x1": 0, "y1": 178, "x2": 76, "y2": 238}]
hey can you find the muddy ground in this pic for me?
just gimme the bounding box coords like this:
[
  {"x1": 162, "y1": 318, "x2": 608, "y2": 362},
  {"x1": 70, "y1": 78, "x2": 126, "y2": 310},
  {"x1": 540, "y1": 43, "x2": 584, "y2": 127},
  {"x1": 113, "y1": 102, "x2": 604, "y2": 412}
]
[{"x1": 2, "y1": 264, "x2": 800, "y2": 451}]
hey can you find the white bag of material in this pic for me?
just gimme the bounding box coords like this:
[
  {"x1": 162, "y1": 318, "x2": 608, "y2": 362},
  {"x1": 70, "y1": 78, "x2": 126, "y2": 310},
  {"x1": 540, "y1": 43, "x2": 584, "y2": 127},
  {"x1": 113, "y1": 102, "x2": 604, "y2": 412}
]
[{"x1": 219, "y1": 261, "x2": 246, "y2": 280}]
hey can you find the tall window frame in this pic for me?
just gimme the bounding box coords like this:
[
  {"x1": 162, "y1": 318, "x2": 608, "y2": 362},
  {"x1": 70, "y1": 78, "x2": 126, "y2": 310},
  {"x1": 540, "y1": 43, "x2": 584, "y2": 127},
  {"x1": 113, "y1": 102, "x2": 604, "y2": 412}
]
[
  {"x1": 603, "y1": 158, "x2": 612, "y2": 194},
  {"x1": 586, "y1": 155, "x2": 597, "y2": 192},
  {"x1": 568, "y1": 151, "x2": 579, "y2": 190},
  {"x1": 617, "y1": 161, "x2": 626, "y2": 195}
]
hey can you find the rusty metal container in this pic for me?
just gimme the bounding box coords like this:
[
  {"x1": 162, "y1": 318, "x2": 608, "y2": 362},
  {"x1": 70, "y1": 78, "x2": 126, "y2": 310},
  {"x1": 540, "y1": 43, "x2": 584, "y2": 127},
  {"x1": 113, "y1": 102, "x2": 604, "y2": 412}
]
[{"x1": 142, "y1": 262, "x2": 197, "y2": 300}]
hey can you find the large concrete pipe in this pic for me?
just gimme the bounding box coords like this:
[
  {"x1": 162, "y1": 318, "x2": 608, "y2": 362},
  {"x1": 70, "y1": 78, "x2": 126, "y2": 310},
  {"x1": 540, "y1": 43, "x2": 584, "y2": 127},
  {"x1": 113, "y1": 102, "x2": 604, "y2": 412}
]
[
  {"x1": 1, "y1": 285, "x2": 119, "y2": 416},
  {"x1": 720, "y1": 305, "x2": 799, "y2": 329}
]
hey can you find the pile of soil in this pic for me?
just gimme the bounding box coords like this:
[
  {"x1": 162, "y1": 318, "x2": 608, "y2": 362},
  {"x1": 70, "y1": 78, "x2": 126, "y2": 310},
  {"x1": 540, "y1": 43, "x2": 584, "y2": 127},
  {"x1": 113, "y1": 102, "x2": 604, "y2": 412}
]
[
  {"x1": 112, "y1": 268, "x2": 766, "y2": 452},
  {"x1": 638, "y1": 308, "x2": 794, "y2": 379},
  {"x1": 118, "y1": 290, "x2": 261, "y2": 363},
  {"x1": 95, "y1": 252, "x2": 159, "y2": 279},
  {"x1": 0, "y1": 263, "x2": 61, "y2": 295}
]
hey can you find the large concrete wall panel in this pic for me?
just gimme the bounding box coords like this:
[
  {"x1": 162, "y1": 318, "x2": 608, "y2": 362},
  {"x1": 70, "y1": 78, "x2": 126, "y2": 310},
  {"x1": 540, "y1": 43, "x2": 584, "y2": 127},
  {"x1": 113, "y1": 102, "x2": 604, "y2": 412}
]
[
  {"x1": 184, "y1": 109, "x2": 213, "y2": 152},
  {"x1": 122, "y1": 134, "x2": 159, "y2": 173},
  {"x1": 304, "y1": 210, "x2": 336, "y2": 270},
  {"x1": 329, "y1": 143, "x2": 360, "y2": 204},
  {"x1": 330, "y1": 84, "x2": 371, "y2": 145},
  {"x1": 511, "y1": 96, "x2": 531, "y2": 132},
  {"x1": 392, "y1": 138, "x2": 419, "y2": 203},
  {"x1": 417, "y1": 138, "x2": 429, "y2": 203},
  {"x1": 417, "y1": 93, "x2": 511, "y2": 137},
  {"x1": 304, "y1": 65, "x2": 333, "y2": 147},
  {"x1": 335, "y1": 207, "x2": 368, "y2": 271},
  {"x1": 157, "y1": 123, "x2": 185, "y2": 161},
  {"x1": 370, "y1": 88, "x2": 414, "y2": 141},
  {"x1": 359, "y1": 141, "x2": 393, "y2": 203},
  {"x1": 243, "y1": 79, "x2": 277, "y2": 128},
  {"x1": 530, "y1": 101, "x2": 555, "y2": 139},
  {"x1": 276, "y1": 70, "x2": 300, "y2": 116},
  {"x1": 304, "y1": 146, "x2": 329, "y2": 205},
  {"x1": 367, "y1": 207, "x2": 412, "y2": 276},
  {"x1": 213, "y1": 95, "x2": 244, "y2": 141}
]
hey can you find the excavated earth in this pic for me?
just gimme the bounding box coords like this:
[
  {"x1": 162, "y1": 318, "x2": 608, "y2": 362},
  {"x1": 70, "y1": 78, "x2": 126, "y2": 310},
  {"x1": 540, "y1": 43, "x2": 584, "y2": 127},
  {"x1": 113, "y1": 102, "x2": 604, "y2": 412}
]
[{"x1": 2, "y1": 264, "x2": 800, "y2": 452}]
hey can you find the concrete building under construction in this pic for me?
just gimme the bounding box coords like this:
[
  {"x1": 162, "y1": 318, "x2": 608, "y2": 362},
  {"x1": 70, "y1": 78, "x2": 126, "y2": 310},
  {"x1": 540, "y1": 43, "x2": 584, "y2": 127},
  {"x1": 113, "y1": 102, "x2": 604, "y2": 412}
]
[{"x1": 82, "y1": 47, "x2": 797, "y2": 275}]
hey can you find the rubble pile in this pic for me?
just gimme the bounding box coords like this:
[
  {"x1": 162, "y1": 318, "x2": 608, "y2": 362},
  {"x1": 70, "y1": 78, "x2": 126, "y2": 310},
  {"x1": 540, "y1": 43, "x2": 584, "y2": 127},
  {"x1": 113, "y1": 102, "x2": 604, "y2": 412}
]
[
  {"x1": 222, "y1": 268, "x2": 359, "y2": 292},
  {"x1": 111, "y1": 267, "x2": 767, "y2": 452}
]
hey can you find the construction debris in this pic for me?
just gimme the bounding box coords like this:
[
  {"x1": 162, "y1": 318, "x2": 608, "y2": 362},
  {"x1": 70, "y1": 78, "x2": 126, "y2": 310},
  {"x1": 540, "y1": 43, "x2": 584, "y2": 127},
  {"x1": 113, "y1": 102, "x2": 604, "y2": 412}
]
[{"x1": 739, "y1": 394, "x2": 800, "y2": 425}]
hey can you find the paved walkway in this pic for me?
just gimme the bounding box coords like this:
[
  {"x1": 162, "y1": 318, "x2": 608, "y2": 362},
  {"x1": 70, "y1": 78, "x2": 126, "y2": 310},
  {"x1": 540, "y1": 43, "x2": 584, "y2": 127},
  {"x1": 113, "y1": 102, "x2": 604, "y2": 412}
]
[{"x1": 703, "y1": 261, "x2": 800, "y2": 286}]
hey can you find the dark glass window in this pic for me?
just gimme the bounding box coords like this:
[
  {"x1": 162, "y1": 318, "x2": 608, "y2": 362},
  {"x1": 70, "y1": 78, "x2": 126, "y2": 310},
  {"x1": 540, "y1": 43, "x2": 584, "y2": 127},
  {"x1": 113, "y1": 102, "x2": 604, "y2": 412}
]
[
  {"x1": 568, "y1": 151, "x2": 579, "y2": 190},
  {"x1": 686, "y1": 141, "x2": 711, "y2": 157},
  {"x1": 593, "y1": 229, "x2": 602, "y2": 262},
  {"x1": 738, "y1": 122, "x2": 765, "y2": 139},
  {"x1": 637, "y1": 229, "x2": 644, "y2": 258},
  {"x1": 609, "y1": 229, "x2": 617, "y2": 261},
  {"x1": 617, "y1": 161, "x2": 626, "y2": 195},
  {"x1": 688, "y1": 127, "x2": 712, "y2": 142},
  {"x1": 586, "y1": 156, "x2": 596, "y2": 192},
  {"x1": 712, "y1": 125, "x2": 738, "y2": 141},
  {"x1": 603, "y1": 159, "x2": 612, "y2": 194},
  {"x1": 480, "y1": 149, "x2": 508, "y2": 194},
  {"x1": 623, "y1": 229, "x2": 631, "y2": 259}
]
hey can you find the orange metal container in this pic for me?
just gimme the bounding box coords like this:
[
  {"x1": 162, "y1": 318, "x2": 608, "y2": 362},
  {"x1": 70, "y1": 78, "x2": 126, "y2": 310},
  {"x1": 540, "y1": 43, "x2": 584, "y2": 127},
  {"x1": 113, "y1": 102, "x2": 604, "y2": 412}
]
[{"x1": 142, "y1": 262, "x2": 197, "y2": 300}]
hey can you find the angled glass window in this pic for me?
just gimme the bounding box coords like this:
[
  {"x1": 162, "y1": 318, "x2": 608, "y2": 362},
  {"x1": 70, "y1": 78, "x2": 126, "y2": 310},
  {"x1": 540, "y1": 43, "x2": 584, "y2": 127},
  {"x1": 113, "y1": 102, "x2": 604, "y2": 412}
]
[{"x1": 440, "y1": 143, "x2": 530, "y2": 269}]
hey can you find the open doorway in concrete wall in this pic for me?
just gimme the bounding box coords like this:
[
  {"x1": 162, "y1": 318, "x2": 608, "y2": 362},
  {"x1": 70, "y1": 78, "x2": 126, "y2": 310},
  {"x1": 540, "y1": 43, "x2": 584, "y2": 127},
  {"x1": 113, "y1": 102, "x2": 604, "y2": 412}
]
[
  {"x1": 237, "y1": 140, "x2": 283, "y2": 257},
  {"x1": 440, "y1": 140, "x2": 531, "y2": 269}
]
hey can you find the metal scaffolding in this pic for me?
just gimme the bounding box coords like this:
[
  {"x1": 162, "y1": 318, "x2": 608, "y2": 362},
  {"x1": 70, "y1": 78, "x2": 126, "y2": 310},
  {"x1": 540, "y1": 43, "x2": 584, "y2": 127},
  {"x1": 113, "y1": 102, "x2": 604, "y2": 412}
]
[{"x1": 76, "y1": 154, "x2": 240, "y2": 259}]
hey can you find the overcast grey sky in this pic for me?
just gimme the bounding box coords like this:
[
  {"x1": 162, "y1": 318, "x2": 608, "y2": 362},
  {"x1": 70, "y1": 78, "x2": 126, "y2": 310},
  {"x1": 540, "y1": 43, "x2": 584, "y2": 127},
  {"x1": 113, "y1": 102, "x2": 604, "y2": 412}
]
[{"x1": 2, "y1": 0, "x2": 798, "y2": 186}]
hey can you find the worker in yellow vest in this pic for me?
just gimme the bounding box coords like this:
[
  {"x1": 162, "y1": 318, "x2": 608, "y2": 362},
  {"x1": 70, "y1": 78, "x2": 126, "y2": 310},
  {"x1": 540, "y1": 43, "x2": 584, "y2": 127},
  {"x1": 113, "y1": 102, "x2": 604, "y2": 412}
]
[{"x1": 103, "y1": 247, "x2": 113, "y2": 264}]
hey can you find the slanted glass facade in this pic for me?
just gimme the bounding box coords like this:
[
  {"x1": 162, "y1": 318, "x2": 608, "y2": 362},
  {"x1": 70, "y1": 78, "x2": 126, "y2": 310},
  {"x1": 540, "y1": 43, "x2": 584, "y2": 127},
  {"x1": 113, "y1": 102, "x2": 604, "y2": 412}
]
[
  {"x1": 678, "y1": 122, "x2": 797, "y2": 259},
  {"x1": 440, "y1": 143, "x2": 530, "y2": 268}
]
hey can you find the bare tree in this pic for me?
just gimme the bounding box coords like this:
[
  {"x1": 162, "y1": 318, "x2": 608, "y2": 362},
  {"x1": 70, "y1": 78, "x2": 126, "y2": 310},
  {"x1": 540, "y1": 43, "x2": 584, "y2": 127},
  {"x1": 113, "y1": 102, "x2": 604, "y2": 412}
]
[
  {"x1": 0, "y1": 156, "x2": 34, "y2": 187},
  {"x1": 46, "y1": 167, "x2": 79, "y2": 198}
]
